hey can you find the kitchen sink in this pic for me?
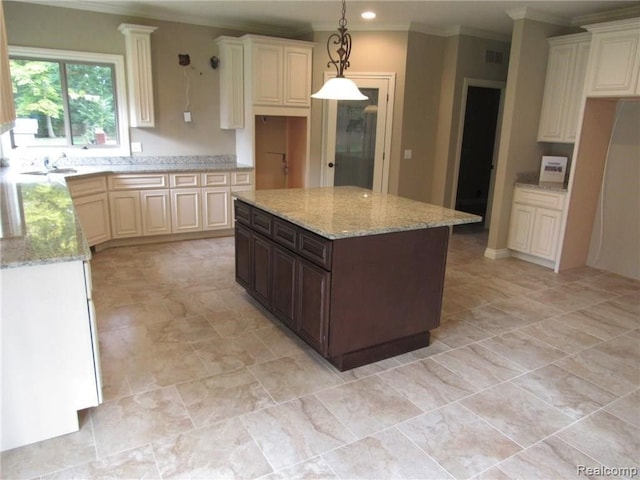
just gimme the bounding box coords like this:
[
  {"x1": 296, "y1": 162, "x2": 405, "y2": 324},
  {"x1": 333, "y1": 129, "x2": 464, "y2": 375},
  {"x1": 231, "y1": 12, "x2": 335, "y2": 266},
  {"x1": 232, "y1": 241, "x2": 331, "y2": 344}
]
[{"x1": 22, "y1": 168, "x2": 78, "y2": 175}]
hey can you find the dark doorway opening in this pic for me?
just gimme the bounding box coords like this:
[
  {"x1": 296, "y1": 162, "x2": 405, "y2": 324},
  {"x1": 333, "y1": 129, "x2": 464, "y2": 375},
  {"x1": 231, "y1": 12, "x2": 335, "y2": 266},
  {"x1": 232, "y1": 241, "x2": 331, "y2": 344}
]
[{"x1": 454, "y1": 86, "x2": 501, "y2": 232}]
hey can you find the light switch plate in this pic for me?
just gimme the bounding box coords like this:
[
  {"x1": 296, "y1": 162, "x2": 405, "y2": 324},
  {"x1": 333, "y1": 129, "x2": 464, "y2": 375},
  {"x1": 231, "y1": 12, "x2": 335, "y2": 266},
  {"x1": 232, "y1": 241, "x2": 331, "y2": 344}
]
[
  {"x1": 404, "y1": 149, "x2": 412, "y2": 160},
  {"x1": 184, "y1": 111, "x2": 192, "y2": 122}
]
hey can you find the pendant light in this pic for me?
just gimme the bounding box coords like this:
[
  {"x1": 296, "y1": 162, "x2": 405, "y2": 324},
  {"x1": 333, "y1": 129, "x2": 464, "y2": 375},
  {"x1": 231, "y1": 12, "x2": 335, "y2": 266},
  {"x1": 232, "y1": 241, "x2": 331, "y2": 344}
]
[{"x1": 311, "y1": 0, "x2": 368, "y2": 100}]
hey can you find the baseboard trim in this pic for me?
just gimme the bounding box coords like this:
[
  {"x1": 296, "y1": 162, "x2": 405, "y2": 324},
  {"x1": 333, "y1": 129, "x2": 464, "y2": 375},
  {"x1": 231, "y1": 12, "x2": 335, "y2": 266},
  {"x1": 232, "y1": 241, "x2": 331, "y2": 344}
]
[
  {"x1": 484, "y1": 248, "x2": 511, "y2": 260},
  {"x1": 509, "y1": 251, "x2": 555, "y2": 269}
]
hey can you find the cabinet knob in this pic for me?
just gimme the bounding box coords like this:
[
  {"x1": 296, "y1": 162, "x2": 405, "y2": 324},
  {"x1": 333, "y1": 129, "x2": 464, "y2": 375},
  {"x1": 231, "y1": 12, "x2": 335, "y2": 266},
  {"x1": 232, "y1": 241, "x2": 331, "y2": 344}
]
[{"x1": 328, "y1": 162, "x2": 334, "y2": 168}]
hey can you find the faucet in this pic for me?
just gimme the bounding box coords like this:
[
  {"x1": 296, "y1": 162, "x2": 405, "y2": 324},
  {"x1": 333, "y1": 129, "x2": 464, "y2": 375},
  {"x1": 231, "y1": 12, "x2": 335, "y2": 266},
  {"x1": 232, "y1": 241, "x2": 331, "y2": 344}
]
[{"x1": 44, "y1": 152, "x2": 66, "y2": 170}]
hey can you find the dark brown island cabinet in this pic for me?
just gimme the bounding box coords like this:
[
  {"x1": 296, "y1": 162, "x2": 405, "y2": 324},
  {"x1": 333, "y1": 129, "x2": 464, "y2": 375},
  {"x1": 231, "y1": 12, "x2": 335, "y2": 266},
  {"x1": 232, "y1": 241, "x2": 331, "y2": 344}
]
[{"x1": 233, "y1": 187, "x2": 481, "y2": 371}]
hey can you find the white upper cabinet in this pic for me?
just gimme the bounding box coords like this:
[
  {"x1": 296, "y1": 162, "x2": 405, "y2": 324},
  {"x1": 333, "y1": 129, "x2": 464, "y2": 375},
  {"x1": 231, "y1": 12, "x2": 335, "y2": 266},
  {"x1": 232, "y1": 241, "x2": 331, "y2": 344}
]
[
  {"x1": 215, "y1": 37, "x2": 244, "y2": 129},
  {"x1": 584, "y1": 17, "x2": 640, "y2": 97},
  {"x1": 243, "y1": 35, "x2": 314, "y2": 108},
  {"x1": 538, "y1": 33, "x2": 591, "y2": 143},
  {"x1": 119, "y1": 23, "x2": 157, "y2": 127}
]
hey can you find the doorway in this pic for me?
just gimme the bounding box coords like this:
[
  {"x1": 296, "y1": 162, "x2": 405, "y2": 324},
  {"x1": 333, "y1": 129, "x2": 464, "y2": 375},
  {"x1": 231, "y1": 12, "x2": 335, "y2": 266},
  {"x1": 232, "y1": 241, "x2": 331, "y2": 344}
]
[
  {"x1": 321, "y1": 73, "x2": 395, "y2": 193},
  {"x1": 452, "y1": 80, "x2": 505, "y2": 229}
]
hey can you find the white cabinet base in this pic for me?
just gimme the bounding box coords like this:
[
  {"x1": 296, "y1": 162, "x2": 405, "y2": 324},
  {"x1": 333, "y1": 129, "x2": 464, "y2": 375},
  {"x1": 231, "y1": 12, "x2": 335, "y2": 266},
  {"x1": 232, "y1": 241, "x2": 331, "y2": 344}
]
[
  {"x1": 509, "y1": 250, "x2": 556, "y2": 270},
  {"x1": 1, "y1": 261, "x2": 100, "y2": 451}
]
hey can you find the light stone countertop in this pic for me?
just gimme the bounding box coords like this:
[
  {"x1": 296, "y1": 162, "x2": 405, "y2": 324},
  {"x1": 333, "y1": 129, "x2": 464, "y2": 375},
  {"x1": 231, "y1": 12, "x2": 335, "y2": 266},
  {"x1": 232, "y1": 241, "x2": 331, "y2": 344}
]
[
  {"x1": 233, "y1": 186, "x2": 482, "y2": 240},
  {"x1": 0, "y1": 158, "x2": 253, "y2": 269}
]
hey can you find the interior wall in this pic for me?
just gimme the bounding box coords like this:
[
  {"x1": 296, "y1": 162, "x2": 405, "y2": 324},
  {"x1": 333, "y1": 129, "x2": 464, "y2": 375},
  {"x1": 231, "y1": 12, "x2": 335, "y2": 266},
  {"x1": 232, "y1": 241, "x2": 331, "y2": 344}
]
[
  {"x1": 586, "y1": 100, "x2": 640, "y2": 279},
  {"x1": 309, "y1": 30, "x2": 409, "y2": 191},
  {"x1": 398, "y1": 30, "x2": 446, "y2": 203},
  {"x1": 4, "y1": 1, "x2": 241, "y2": 157},
  {"x1": 431, "y1": 34, "x2": 511, "y2": 207},
  {"x1": 255, "y1": 115, "x2": 287, "y2": 190},
  {"x1": 486, "y1": 18, "x2": 570, "y2": 253}
]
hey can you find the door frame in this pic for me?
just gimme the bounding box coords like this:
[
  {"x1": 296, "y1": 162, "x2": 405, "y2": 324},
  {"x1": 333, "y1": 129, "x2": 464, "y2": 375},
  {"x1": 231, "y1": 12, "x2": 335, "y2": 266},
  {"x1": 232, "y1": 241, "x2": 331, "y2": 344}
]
[
  {"x1": 320, "y1": 72, "x2": 395, "y2": 193},
  {"x1": 450, "y1": 78, "x2": 506, "y2": 226}
]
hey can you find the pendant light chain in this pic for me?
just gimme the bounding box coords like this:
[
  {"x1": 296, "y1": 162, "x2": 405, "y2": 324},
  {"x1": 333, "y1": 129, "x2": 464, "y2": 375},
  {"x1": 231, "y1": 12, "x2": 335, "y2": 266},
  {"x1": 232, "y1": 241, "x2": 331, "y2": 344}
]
[{"x1": 326, "y1": 0, "x2": 352, "y2": 78}]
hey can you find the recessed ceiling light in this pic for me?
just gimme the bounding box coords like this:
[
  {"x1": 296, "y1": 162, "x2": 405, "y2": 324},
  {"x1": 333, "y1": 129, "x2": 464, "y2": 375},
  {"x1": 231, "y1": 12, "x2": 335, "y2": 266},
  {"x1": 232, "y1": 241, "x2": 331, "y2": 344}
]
[{"x1": 361, "y1": 11, "x2": 376, "y2": 20}]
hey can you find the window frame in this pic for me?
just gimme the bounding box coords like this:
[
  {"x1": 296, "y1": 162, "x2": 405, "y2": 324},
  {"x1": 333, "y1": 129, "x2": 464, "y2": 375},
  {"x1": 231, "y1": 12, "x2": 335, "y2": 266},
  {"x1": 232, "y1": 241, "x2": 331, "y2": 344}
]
[{"x1": 8, "y1": 46, "x2": 130, "y2": 156}]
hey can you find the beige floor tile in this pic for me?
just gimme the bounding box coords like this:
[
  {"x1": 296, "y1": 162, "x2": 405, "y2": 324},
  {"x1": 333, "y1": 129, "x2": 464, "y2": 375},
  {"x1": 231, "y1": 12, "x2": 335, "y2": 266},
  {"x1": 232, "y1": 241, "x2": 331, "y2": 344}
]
[
  {"x1": 398, "y1": 403, "x2": 521, "y2": 479},
  {"x1": 315, "y1": 376, "x2": 422, "y2": 438},
  {"x1": 146, "y1": 314, "x2": 220, "y2": 344},
  {"x1": 193, "y1": 332, "x2": 275, "y2": 375},
  {"x1": 256, "y1": 324, "x2": 312, "y2": 358},
  {"x1": 604, "y1": 389, "x2": 640, "y2": 428},
  {"x1": 453, "y1": 305, "x2": 531, "y2": 335},
  {"x1": 0, "y1": 412, "x2": 96, "y2": 479},
  {"x1": 480, "y1": 330, "x2": 567, "y2": 370},
  {"x1": 576, "y1": 271, "x2": 640, "y2": 295},
  {"x1": 461, "y1": 382, "x2": 573, "y2": 447},
  {"x1": 492, "y1": 436, "x2": 600, "y2": 480},
  {"x1": 242, "y1": 395, "x2": 356, "y2": 471},
  {"x1": 378, "y1": 358, "x2": 477, "y2": 412},
  {"x1": 491, "y1": 295, "x2": 564, "y2": 323},
  {"x1": 519, "y1": 318, "x2": 602, "y2": 354},
  {"x1": 327, "y1": 356, "x2": 401, "y2": 382},
  {"x1": 262, "y1": 457, "x2": 338, "y2": 480},
  {"x1": 96, "y1": 301, "x2": 173, "y2": 332},
  {"x1": 322, "y1": 427, "x2": 452, "y2": 480},
  {"x1": 176, "y1": 369, "x2": 274, "y2": 427},
  {"x1": 393, "y1": 340, "x2": 451, "y2": 365},
  {"x1": 527, "y1": 283, "x2": 617, "y2": 314},
  {"x1": 206, "y1": 307, "x2": 273, "y2": 338},
  {"x1": 554, "y1": 332, "x2": 640, "y2": 396},
  {"x1": 42, "y1": 445, "x2": 160, "y2": 479},
  {"x1": 431, "y1": 343, "x2": 526, "y2": 389},
  {"x1": 558, "y1": 411, "x2": 640, "y2": 471},
  {"x1": 513, "y1": 364, "x2": 618, "y2": 420},
  {"x1": 248, "y1": 353, "x2": 341, "y2": 403},
  {"x1": 152, "y1": 417, "x2": 272, "y2": 479},
  {"x1": 91, "y1": 386, "x2": 193, "y2": 458},
  {"x1": 431, "y1": 318, "x2": 493, "y2": 348},
  {"x1": 557, "y1": 303, "x2": 639, "y2": 341}
]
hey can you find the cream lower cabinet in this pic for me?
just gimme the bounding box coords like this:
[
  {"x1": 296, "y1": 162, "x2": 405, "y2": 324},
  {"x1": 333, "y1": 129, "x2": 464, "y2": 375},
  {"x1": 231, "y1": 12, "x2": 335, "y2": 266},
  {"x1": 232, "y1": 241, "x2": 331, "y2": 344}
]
[
  {"x1": 171, "y1": 188, "x2": 202, "y2": 233},
  {"x1": 508, "y1": 186, "x2": 566, "y2": 267},
  {"x1": 109, "y1": 190, "x2": 143, "y2": 238},
  {"x1": 141, "y1": 189, "x2": 171, "y2": 236},
  {"x1": 67, "y1": 176, "x2": 111, "y2": 246},
  {"x1": 1, "y1": 260, "x2": 102, "y2": 451},
  {"x1": 203, "y1": 187, "x2": 230, "y2": 229}
]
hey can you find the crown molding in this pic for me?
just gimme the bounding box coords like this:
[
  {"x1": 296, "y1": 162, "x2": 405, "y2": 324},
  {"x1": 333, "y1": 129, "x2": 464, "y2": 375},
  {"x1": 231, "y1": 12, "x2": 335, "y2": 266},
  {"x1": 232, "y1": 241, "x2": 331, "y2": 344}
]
[
  {"x1": 506, "y1": 6, "x2": 570, "y2": 26},
  {"x1": 572, "y1": 4, "x2": 640, "y2": 27},
  {"x1": 443, "y1": 25, "x2": 511, "y2": 43},
  {"x1": 311, "y1": 21, "x2": 412, "y2": 33}
]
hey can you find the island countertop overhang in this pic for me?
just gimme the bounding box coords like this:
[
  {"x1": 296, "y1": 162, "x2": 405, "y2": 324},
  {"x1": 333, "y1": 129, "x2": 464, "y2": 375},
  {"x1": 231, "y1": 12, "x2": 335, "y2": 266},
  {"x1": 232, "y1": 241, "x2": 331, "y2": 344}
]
[{"x1": 233, "y1": 186, "x2": 482, "y2": 240}]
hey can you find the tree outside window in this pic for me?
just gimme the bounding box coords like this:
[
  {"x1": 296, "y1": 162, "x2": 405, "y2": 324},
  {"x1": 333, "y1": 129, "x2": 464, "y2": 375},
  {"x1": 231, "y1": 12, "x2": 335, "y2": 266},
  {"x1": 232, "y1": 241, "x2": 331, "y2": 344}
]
[{"x1": 10, "y1": 58, "x2": 119, "y2": 148}]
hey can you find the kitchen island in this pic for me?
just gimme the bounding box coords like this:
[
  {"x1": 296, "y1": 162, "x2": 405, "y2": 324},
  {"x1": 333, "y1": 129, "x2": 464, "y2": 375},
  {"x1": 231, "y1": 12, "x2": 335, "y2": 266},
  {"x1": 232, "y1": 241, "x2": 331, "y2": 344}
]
[{"x1": 233, "y1": 186, "x2": 481, "y2": 370}]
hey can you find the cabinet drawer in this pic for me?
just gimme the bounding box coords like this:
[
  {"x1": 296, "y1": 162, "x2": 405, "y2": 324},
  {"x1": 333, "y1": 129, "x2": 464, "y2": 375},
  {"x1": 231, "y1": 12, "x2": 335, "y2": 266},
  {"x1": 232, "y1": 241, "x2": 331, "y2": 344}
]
[
  {"x1": 514, "y1": 187, "x2": 566, "y2": 210},
  {"x1": 298, "y1": 230, "x2": 332, "y2": 269},
  {"x1": 202, "y1": 172, "x2": 230, "y2": 186},
  {"x1": 108, "y1": 174, "x2": 168, "y2": 190},
  {"x1": 170, "y1": 173, "x2": 200, "y2": 188},
  {"x1": 251, "y1": 209, "x2": 273, "y2": 237},
  {"x1": 67, "y1": 175, "x2": 107, "y2": 197},
  {"x1": 234, "y1": 200, "x2": 251, "y2": 225},
  {"x1": 273, "y1": 218, "x2": 297, "y2": 250},
  {"x1": 232, "y1": 171, "x2": 253, "y2": 186}
]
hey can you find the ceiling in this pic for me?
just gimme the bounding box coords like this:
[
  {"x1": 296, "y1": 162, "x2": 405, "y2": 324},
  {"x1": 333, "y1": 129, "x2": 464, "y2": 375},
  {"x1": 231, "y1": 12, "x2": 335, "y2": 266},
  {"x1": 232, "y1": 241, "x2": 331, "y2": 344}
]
[{"x1": 14, "y1": 0, "x2": 640, "y2": 38}]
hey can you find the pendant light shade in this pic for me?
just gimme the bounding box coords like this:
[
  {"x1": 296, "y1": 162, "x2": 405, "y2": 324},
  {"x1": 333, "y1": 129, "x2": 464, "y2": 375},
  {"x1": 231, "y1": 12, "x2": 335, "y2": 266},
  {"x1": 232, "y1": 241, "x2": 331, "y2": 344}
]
[
  {"x1": 311, "y1": 77, "x2": 367, "y2": 100},
  {"x1": 311, "y1": 0, "x2": 367, "y2": 101}
]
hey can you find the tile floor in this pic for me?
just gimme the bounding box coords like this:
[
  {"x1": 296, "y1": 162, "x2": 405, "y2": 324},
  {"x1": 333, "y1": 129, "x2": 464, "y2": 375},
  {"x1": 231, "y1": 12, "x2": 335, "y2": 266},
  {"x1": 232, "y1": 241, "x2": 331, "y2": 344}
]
[{"x1": 2, "y1": 231, "x2": 638, "y2": 479}]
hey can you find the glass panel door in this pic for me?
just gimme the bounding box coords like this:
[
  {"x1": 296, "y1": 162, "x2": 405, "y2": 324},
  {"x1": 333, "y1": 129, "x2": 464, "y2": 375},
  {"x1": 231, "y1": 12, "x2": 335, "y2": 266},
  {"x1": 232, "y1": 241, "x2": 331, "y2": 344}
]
[{"x1": 334, "y1": 88, "x2": 378, "y2": 189}]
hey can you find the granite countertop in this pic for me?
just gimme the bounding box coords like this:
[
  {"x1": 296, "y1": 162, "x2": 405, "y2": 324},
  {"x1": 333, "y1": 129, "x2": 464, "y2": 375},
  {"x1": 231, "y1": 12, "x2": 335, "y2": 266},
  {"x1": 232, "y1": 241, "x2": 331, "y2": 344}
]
[
  {"x1": 0, "y1": 157, "x2": 253, "y2": 269},
  {"x1": 233, "y1": 186, "x2": 482, "y2": 240},
  {"x1": 515, "y1": 172, "x2": 568, "y2": 192}
]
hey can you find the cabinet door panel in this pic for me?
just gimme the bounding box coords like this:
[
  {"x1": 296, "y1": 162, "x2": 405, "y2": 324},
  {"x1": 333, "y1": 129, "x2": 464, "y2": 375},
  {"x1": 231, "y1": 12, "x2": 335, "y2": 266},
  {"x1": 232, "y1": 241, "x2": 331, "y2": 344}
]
[
  {"x1": 251, "y1": 232, "x2": 272, "y2": 308},
  {"x1": 586, "y1": 30, "x2": 640, "y2": 96},
  {"x1": 235, "y1": 223, "x2": 252, "y2": 289},
  {"x1": 296, "y1": 258, "x2": 330, "y2": 355},
  {"x1": 171, "y1": 188, "x2": 202, "y2": 233},
  {"x1": 74, "y1": 193, "x2": 111, "y2": 246},
  {"x1": 141, "y1": 189, "x2": 171, "y2": 236},
  {"x1": 530, "y1": 208, "x2": 562, "y2": 260},
  {"x1": 284, "y1": 47, "x2": 311, "y2": 106},
  {"x1": 109, "y1": 191, "x2": 142, "y2": 238},
  {"x1": 253, "y1": 43, "x2": 282, "y2": 105},
  {"x1": 202, "y1": 187, "x2": 231, "y2": 230},
  {"x1": 538, "y1": 43, "x2": 575, "y2": 142},
  {"x1": 272, "y1": 246, "x2": 296, "y2": 328},
  {"x1": 507, "y1": 204, "x2": 535, "y2": 253}
]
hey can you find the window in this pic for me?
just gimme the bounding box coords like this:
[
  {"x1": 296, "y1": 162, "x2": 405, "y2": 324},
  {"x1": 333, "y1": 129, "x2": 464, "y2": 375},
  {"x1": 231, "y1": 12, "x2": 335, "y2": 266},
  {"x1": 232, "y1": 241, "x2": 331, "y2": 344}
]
[{"x1": 7, "y1": 46, "x2": 130, "y2": 156}]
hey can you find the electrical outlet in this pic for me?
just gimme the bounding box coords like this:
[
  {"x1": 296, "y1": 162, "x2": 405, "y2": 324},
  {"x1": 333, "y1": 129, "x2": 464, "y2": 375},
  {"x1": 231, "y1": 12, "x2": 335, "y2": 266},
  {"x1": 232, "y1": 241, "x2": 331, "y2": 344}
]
[
  {"x1": 184, "y1": 111, "x2": 192, "y2": 123},
  {"x1": 131, "y1": 142, "x2": 142, "y2": 153}
]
